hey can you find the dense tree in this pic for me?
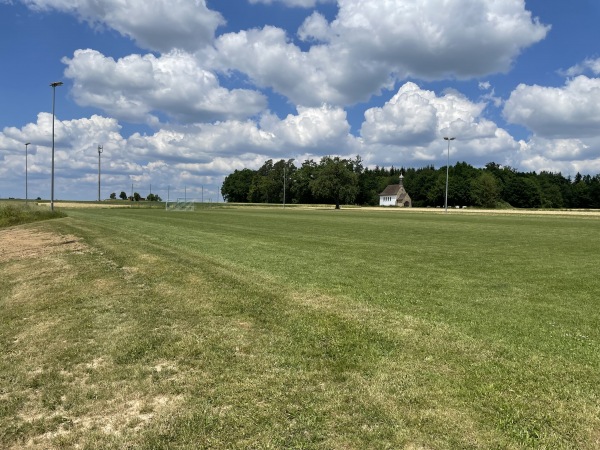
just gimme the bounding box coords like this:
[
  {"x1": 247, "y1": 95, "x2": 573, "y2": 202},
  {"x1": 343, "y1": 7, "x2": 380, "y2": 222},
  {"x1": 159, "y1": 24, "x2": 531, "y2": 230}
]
[
  {"x1": 541, "y1": 184, "x2": 564, "y2": 208},
  {"x1": 503, "y1": 176, "x2": 542, "y2": 208},
  {"x1": 356, "y1": 168, "x2": 386, "y2": 206},
  {"x1": 571, "y1": 181, "x2": 591, "y2": 208},
  {"x1": 427, "y1": 173, "x2": 446, "y2": 207},
  {"x1": 471, "y1": 172, "x2": 500, "y2": 208},
  {"x1": 404, "y1": 166, "x2": 437, "y2": 207},
  {"x1": 146, "y1": 193, "x2": 162, "y2": 202},
  {"x1": 280, "y1": 159, "x2": 296, "y2": 205},
  {"x1": 291, "y1": 160, "x2": 319, "y2": 204},
  {"x1": 310, "y1": 156, "x2": 359, "y2": 209},
  {"x1": 133, "y1": 192, "x2": 141, "y2": 201},
  {"x1": 245, "y1": 159, "x2": 295, "y2": 204},
  {"x1": 269, "y1": 159, "x2": 296, "y2": 205},
  {"x1": 119, "y1": 191, "x2": 127, "y2": 200},
  {"x1": 350, "y1": 155, "x2": 364, "y2": 174},
  {"x1": 537, "y1": 171, "x2": 566, "y2": 208},
  {"x1": 222, "y1": 168, "x2": 255, "y2": 202},
  {"x1": 110, "y1": 192, "x2": 116, "y2": 200},
  {"x1": 222, "y1": 157, "x2": 600, "y2": 209},
  {"x1": 248, "y1": 175, "x2": 274, "y2": 203},
  {"x1": 248, "y1": 159, "x2": 275, "y2": 203},
  {"x1": 589, "y1": 175, "x2": 600, "y2": 209},
  {"x1": 449, "y1": 162, "x2": 479, "y2": 206}
]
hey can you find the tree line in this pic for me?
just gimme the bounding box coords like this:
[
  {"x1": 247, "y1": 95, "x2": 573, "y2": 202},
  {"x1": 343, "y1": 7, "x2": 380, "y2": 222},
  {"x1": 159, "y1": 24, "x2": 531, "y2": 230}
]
[
  {"x1": 109, "y1": 191, "x2": 162, "y2": 201},
  {"x1": 221, "y1": 156, "x2": 600, "y2": 209}
]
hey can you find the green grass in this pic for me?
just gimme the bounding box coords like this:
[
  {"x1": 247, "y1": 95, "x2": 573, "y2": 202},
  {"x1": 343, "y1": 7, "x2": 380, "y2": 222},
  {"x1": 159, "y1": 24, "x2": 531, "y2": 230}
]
[
  {"x1": 1, "y1": 207, "x2": 600, "y2": 448},
  {"x1": 0, "y1": 201, "x2": 66, "y2": 228}
]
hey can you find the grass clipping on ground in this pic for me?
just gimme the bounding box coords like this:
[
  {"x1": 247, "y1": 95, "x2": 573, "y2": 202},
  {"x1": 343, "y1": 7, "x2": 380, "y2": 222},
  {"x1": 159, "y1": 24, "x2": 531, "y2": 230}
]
[
  {"x1": 1, "y1": 208, "x2": 600, "y2": 449},
  {"x1": 0, "y1": 225, "x2": 481, "y2": 449},
  {"x1": 1, "y1": 226, "x2": 188, "y2": 448}
]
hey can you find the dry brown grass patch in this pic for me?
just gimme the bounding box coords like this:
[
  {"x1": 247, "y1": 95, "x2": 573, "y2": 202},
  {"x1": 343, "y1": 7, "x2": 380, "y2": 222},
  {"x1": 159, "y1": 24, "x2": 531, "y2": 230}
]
[{"x1": 0, "y1": 228, "x2": 87, "y2": 263}]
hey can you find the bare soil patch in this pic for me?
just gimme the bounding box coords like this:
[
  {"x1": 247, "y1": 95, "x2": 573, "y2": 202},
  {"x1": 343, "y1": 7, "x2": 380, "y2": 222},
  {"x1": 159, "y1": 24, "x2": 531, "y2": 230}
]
[{"x1": 0, "y1": 228, "x2": 87, "y2": 263}]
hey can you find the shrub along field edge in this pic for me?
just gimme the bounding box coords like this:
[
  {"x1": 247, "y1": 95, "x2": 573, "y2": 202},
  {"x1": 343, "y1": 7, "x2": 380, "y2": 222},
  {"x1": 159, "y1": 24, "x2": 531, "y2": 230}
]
[{"x1": 0, "y1": 202, "x2": 66, "y2": 228}]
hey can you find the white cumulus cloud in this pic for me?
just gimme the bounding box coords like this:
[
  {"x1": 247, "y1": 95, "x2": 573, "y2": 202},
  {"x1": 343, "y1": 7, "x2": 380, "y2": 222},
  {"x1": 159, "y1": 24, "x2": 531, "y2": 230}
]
[
  {"x1": 517, "y1": 136, "x2": 600, "y2": 176},
  {"x1": 298, "y1": 12, "x2": 333, "y2": 42},
  {"x1": 504, "y1": 75, "x2": 600, "y2": 139},
  {"x1": 502, "y1": 74, "x2": 600, "y2": 175},
  {"x1": 361, "y1": 82, "x2": 497, "y2": 145},
  {"x1": 332, "y1": 0, "x2": 548, "y2": 78},
  {"x1": 210, "y1": 0, "x2": 549, "y2": 107},
  {"x1": 248, "y1": 0, "x2": 335, "y2": 7},
  {"x1": 560, "y1": 57, "x2": 600, "y2": 77},
  {"x1": 260, "y1": 104, "x2": 352, "y2": 150},
  {"x1": 359, "y1": 82, "x2": 520, "y2": 167},
  {"x1": 209, "y1": 25, "x2": 397, "y2": 106},
  {"x1": 63, "y1": 49, "x2": 267, "y2": 125},
  {"x1": 0, "y1": 114, "x2": 128, "y2": 199},
  {"x1": 22, "y1": 0, "x2": 224, "y2": 52}
]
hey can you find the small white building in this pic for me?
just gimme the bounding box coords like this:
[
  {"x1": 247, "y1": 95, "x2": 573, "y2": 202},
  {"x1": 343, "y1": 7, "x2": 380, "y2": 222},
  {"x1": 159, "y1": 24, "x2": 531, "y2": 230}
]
[{"x1": 379, "y1": 174, "x2": 412, "y2": 207}]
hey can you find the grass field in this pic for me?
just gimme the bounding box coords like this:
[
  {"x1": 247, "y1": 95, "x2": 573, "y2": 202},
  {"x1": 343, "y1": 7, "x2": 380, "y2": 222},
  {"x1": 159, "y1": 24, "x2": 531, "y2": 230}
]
[{"x1": 1, "y1": 206, "x2": 599, "y2": 448}]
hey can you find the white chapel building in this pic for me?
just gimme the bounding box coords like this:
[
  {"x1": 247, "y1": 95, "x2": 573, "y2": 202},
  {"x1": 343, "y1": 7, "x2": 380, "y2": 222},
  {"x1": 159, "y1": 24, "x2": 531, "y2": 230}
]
[{"x1": 379, "y1": 174, "x2": 412, "y2": 207}]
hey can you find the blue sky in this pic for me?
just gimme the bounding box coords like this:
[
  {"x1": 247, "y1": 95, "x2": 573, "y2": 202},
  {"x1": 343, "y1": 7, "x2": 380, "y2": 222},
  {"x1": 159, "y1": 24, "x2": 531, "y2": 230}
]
[{"x1": 1, "y1": 0, "x2": 600, "y2": 201}]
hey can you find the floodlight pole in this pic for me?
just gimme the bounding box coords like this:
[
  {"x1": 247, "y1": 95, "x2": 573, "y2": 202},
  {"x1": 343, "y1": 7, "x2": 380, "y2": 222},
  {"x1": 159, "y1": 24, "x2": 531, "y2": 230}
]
[
  {"x1": 283, "y1": 164, "x2": 286, "y2": 208},
  {"x1": 25, "y1": 142, "x2": 31, "y2": 205},
  {"x1": 97, "y1": 145, "x2": 103, "y2": 202},
  {"x1": 50, "y1": 81, "x2": 63, "y2": 211},
  {"x1": 444, "y1": 137, "x2": 455, "y2": 214}
]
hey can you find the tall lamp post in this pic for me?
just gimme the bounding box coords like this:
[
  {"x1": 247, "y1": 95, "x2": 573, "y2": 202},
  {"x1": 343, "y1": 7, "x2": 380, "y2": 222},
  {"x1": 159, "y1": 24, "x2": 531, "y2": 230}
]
[
  {"x1": 97, "y1": 145, "x2": 103, "y2": 202},
  {"x1": 443, "y1": 136, "x2": 455, "y2": 214},
  {"x1": 25, "y1": 142, "x2": 31, "y2": 205},
  {"x1": 50, "y1": 81, "x2": 63, "y2": 211}
]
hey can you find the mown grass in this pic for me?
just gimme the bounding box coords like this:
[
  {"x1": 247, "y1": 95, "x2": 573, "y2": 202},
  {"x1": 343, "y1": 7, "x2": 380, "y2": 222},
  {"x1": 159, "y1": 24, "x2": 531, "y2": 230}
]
[
  {"x1": 0, "y1": 202, "x2": 66, "y2": 228},
  {"x1": 1, "y1": 207, "x2": 599, "y2": 448}
]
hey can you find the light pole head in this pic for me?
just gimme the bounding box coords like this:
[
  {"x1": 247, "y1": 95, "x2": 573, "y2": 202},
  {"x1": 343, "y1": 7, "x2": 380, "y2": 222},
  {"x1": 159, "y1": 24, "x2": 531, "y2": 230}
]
[
  {"x1": 50, "y1": 81, "x2": 63, "y2": 88},
  {"x1": 25, "y1": 142, "x2": 31, "y2": 146},
  {"x1": 444, "y1": 136, "x2": 455, "y2": 141}
]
